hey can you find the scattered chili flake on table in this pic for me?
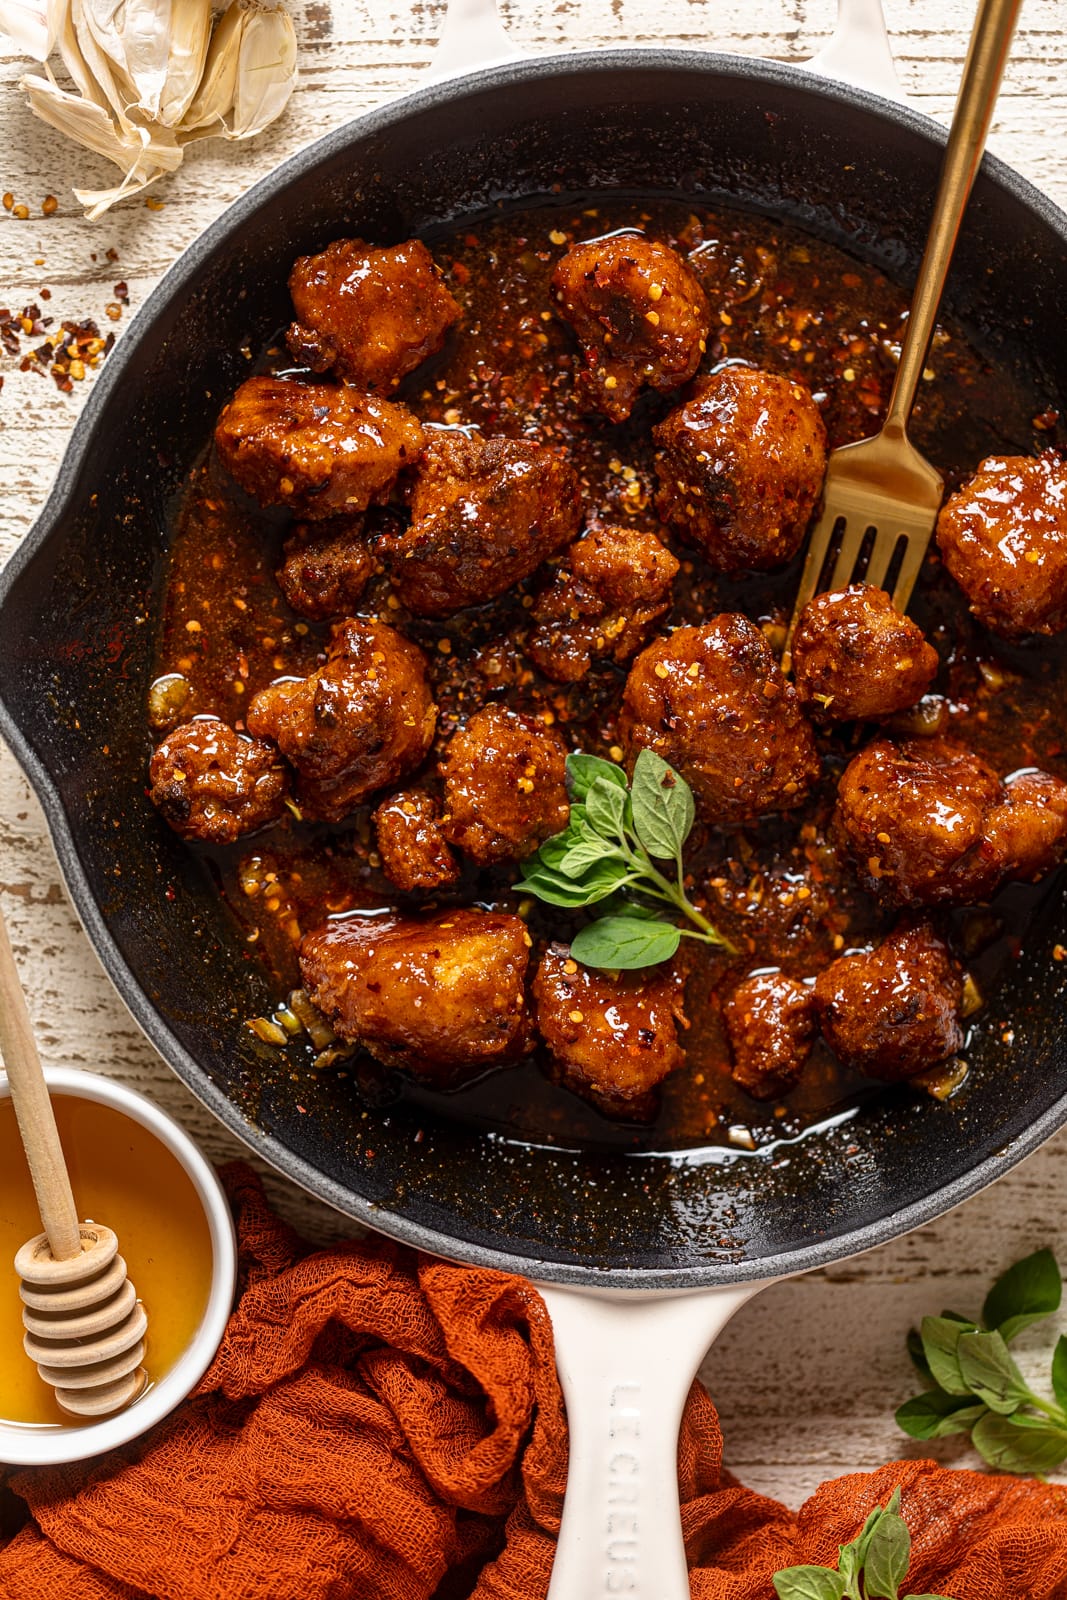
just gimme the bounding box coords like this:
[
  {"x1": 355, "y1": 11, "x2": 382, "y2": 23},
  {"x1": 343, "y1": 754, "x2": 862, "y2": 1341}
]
[{"x1": 1, "y1": 302, "x2": 116, "y2": 393}]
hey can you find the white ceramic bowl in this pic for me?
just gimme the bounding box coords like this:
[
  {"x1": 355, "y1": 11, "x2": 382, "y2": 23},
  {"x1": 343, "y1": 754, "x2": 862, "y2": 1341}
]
[{"x1": 0, "y1": 1066, "x2": 237, "y2": 1467}]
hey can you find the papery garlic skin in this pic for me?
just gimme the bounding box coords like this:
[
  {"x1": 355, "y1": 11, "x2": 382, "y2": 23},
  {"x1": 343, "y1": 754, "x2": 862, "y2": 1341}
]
[
  {"x1": 20, "y1": 70, "x2": 183, "y2": 217},
  {"x1": 158, "y1": 0, "x2": 212, "y2": 125},
  {"x1": 179, "y1": 0, "x2": 244, "y2": 135},
  {"x1": 228, "y1": 0, "x2": 297, "y2": 141},
  {"x1": 11, "y1": 0, "x2": 297, "y2": 217},
  {"x1": 78, "y1": 0, "x2": 173, "y2": 118},
  {"x1": 0, "y1": 0, "x2": 58, "y2": 61}
]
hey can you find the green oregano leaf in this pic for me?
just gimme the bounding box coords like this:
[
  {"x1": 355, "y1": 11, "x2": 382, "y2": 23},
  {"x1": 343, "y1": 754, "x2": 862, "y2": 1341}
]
[
  {"x1": 863, "y1": 1510, "x2": 911, "y2": 1598},
  {"x1": 565, "y1": 752, "x2": 627, "y2": 800},
  {"x1": 919, "y1": 1316, "x2": 979, "y2": 1397},
  {"x1": 629, "y1": 747, "x2": 695, "y2": 860},
  {"x1": 585, "y1": 774, "x2": 628, "y2": 836},
  {"x1": 519, "y1": 858, "x2": 632, "y2": 907},
  {"x1": 954, "y1": 1330, "x2": 1031, "y2": 1415},
  {"x1": 971, "y1": 1410, "x2": 1067, "y2": 1475},
  {"x1": 772, "y1": 1568, "x2": 847, "y2": 1600},
  {"x1": 570, "y1": 916, "x2": 682, "y2": 971},
  {"x1": 516, "y1": 750, "x2": 728, "y2": 969},
  {"x1": 982, "y1": 1248, "x2": 1062, "y2": 1342},
  {"x1": 537, "y1": 829, "x2": 576, "y2": 869},
  {"x1": 1051, "y1": 1334, "x2": 1067, "y2": 1412},
  {"x1": 774, "y1": 1493, "x2": 945, "y2": 1600},
  {"x1": 895, "y1": 1390, "x2": 988, "y2": 1440},
  {"x1": 836, "y1": 1542, "x2": 862, "y2": 1599},
  {"x1": 555, "y1": 836, "x2": 619, "y2": 879},
  {"x1": 851, "y1": 1499, "x2": 891, "y2": 1571}
]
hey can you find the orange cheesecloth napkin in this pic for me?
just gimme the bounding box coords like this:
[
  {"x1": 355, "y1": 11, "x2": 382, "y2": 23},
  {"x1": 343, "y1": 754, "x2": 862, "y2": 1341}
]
[{"x1": 2, "y1": 1164, "x2": 1067, "y2": 1600}]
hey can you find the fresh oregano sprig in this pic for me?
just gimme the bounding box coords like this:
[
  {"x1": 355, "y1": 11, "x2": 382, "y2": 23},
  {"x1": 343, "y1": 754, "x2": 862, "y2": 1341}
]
[
  {"x1": 773, "y1": 1488, "x2": 953, "y2": 1600},
  {"x1": 896, "y1": 1247, "x2": 1067, "y2": 1475},
  {"x1": 516, "y1": 749, "x2": 733, "y2": 971}
]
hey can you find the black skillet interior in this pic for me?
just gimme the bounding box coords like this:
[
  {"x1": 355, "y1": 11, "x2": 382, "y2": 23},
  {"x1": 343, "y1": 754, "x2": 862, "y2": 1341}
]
[{"x1": 3, "y1": 52, "x2": 1067, "y2": 1288}]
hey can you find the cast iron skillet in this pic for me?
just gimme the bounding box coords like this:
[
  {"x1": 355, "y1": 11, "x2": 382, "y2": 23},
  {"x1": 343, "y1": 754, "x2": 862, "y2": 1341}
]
[
  {"x1": 2, "y1": 40, "x2": 1066, "y2": 1287},
  {"x1": 3, "y1": 16, "x2": 1067, "y2": 1591}
]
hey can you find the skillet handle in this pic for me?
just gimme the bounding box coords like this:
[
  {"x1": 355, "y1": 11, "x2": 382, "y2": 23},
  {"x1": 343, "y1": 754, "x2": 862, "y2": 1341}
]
[
  {"x1": 427, "y1": 0, "x2": 905, "y2": 98},
  {"x1": 806, "y1": 0, "x2": 906, "y2": 104},
  {"x1": 426, "y1": 0, "x2": 522, "y2": 82},
  {"x1": 540, "y1": 1282, "x2": 762, "y2": 1600}
]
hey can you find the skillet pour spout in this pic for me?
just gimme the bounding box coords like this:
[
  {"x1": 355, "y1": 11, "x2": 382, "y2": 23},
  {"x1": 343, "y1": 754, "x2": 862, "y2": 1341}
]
[{"x1": 2, "y1": 51, "x2": 1067, "y2": 1293}]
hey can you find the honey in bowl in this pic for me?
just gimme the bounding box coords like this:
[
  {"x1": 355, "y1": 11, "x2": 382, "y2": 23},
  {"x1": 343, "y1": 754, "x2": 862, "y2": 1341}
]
[{"x1": 0, "y1": 1094, "x2": 213, "y2": 1428}]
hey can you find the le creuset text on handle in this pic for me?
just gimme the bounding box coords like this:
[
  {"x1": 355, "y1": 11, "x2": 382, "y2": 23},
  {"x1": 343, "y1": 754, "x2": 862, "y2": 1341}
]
[{"x1": 539, "y1": 1285, "x2": 763, "y2": 1599}]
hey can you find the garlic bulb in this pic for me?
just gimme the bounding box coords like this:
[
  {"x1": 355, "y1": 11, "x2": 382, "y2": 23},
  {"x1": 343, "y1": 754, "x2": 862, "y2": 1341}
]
[{"x1": 2, "y1": 0, "x2": 297, "y2": 218}]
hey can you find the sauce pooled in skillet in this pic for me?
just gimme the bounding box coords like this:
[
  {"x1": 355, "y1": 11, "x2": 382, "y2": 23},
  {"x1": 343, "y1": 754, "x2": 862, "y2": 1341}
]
[{"x1": 145, "y1": 198, "x2": 1067, "y2": 1156}]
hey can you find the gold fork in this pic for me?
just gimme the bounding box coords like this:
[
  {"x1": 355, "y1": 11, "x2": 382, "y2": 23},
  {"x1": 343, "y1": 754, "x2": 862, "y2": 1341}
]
[{"x1": 782, "y1": 0, "x2": 1022, "y2": 674}]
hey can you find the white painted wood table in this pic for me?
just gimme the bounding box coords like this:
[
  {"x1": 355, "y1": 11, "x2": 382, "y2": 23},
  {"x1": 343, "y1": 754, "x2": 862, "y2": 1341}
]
[{"x1": 2, "y1": 0, "x2": 1067, "y2": 1510}]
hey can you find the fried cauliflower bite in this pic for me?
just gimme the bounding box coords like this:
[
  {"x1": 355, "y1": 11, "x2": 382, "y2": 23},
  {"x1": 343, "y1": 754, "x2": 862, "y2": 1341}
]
[
  {"x1": 525, "y1": 523, "x2": 679, "y2": 683},
  {"x1": 246, "y1": 620, "x2": 436, "y2": 823},
  {"x1": 378, "y1": 431, "x2": 582, "y2": 617},
  {"x1": 299, "y1": 909, "x2": 532, "y2": 1084},
  {"x1": 276, "y1": 517, "x2": 375, "y2": 621},
  {"x1": 532, "y1": 943, "x2": 686, "y2": 1119},
  {"x1": 373, "y1": 790, "x2": 459, "y2": 893},
  {"x1": 551, "y1": 233, "x2": 711, "y2": 422},
  {"x1": 722, "y1": 970, "x2": 817, "y2": 1101},
  {"x1": 148, "y1": 717, "x2": 289, "y2": 844},
  {"x1": 936, "y1": 451, "x2": 1067, "y2": 637},
  {"x1": 620, "y1": 616, "x2": 820, "y2": 826},
  {"x1": 791, "y1": 584, "x2": 939, "y2": 722},
  {"x1": 814, "y1": 922, "x2": 963, "y2": 1081},
  {"x1": 653, "y1": 367, "x2": 827, "y2": 572},
  {"x1": 214, "y1": 376, "x2": 423, "y2": 520},
  {"x1": 287, "y1": 237, "x2": 461, "y2": 390},
  {"x1": 440, "y1": 704, "x2": 570, "y2": 865},
  {"x1": 833, "y1": 736, "x2": 1067, "y2": 906}
]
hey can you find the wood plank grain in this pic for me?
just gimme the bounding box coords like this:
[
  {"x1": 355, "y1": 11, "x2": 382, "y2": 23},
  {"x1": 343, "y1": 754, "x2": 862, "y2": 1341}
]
[{"x1": 3, "y1": 0, "x2": 1067, "y2": 1506}]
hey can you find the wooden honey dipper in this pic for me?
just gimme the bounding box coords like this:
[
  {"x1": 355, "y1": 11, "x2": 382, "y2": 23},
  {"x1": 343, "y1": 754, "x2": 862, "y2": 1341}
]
[{"x1": 0, "y1": 904, "x2": 147, "y2": 1418}]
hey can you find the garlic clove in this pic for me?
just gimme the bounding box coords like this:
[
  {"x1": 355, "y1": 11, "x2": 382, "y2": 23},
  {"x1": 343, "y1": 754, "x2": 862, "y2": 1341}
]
[
  {"x1": 228, "y1": 0, "x2": 296, "y2": 141},
  {"x1": 77, "y1": 0, "x2": 172, "y2": 120},
  {"x1": 178, "y1": 0, "x2": 243, "y2": 135},
  {"x1": 67, "y1": 0, "x2": 139, "y2": 131},
  {"x1": 157, "y1": 0, "x2": 212, "y2": 126},
  {"x1": 53, "y1": 0, "x2": 110, "y2": 111}
]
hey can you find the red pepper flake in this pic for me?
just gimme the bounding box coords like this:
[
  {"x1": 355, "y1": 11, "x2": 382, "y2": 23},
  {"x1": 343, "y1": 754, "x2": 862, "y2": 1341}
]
[
  {"x1": 106, "y1": 247, "x2": 119, "y2": 261},
  {"x1": 113, "y1": 280, "x2": 129, "y2": 303},
  {"x1": 1, "y1": 194, "x2": 12, "y2": 211},
  {"x1": 42, "y1": 195, "x2": 58, "y2": 216}
]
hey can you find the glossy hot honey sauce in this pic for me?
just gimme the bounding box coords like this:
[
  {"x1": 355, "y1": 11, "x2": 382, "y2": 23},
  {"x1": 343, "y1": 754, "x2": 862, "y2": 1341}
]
[
  {"x1": 149, "y1": 196, "x2": 1067, "y2": 1155},
  {"x1": 0, "y1": 1097, "x2": 212, "y2": 1427}
]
